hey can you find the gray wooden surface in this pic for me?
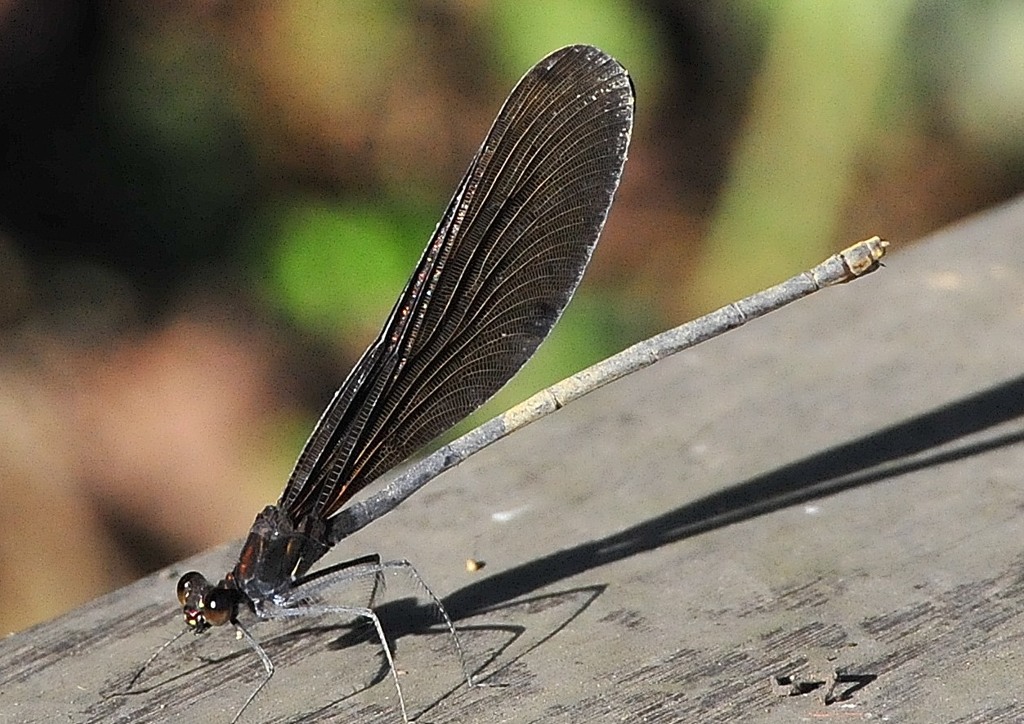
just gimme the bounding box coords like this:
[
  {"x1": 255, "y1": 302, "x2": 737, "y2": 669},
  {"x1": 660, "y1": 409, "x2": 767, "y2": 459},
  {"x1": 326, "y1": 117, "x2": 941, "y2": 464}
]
[{"x1": 4, "y1": 196, "x2": 1024, "y2": 723}]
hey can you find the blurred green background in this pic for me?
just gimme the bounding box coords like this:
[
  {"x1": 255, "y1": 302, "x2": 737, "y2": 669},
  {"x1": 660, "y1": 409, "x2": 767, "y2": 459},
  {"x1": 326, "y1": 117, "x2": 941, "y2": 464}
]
[{"x1": 1, "y1": 1, "x2": 1023, "y2": 633}]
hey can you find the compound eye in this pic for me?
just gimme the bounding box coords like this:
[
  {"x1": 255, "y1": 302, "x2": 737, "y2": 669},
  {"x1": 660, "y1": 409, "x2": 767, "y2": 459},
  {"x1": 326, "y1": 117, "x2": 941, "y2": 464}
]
[
  {"x1": 202, "y1": 587, "x2": 237, "y2": 627},
  {"x1": 176, "y1": 571, "x2": 209, "y2": 606}
]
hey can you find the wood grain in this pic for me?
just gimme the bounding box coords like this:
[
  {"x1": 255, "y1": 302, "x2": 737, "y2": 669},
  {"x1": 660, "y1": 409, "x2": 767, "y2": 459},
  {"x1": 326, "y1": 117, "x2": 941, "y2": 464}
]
[{"x1": 4, "y1": 196, "x2": 1024, "y2": 723}]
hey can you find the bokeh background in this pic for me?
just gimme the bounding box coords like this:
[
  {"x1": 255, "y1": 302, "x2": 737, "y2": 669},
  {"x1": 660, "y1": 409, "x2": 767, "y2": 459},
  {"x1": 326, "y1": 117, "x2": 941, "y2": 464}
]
[{"x1": 2, "y1": 1, "x2": 1023, "y2": 634}]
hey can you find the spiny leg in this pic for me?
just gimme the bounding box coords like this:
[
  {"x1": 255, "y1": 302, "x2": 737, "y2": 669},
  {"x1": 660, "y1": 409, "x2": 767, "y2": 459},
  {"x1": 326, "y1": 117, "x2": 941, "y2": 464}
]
[
  {"x1": 136, "y1": 629, "x2": 186, "y2": 690},
  {"x1": 263, "y1": 600, "x2": 410, "y2": 722},
  {"x1": 293, "y1": 556, "x2": 471, "y2": 687},
  {"x1": 230, "y1": 619, "x2": 275, "y2": 724},
  {"x1": 375, "y1": 558, "x2": 474, "y2": 689},
  {"x1": 106, "y1": 628, "x2": 188, "y2": 698}
]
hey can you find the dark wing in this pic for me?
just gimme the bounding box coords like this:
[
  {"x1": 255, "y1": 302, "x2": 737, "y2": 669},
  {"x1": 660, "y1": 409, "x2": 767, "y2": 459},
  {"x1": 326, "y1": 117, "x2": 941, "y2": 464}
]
[{"x1": 277, "y1": 44, "x2": 634, "y2": 522}]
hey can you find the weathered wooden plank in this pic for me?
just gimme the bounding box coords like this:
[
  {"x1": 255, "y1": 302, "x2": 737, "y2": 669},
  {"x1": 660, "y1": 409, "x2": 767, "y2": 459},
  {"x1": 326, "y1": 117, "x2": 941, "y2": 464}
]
[{"x1": 4, "y1": 196, "x2": 1024, "y2": 723}]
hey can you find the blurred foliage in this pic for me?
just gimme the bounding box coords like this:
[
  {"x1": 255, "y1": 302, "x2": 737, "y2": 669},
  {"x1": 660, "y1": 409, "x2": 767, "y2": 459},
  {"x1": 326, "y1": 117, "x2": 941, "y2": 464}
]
[
  {"x1": 486, "y1": 0, "x2": 660, "y2": 83},
  {"x1": 261, "y1": 201, "x2": 429, "y2": 338},
  {"x1": 696, "y1": 1, "x2": 916, "y2": 307},
  {"x1": 1, "y1": 0, "x2": 1024, "y2": 631}
]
